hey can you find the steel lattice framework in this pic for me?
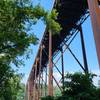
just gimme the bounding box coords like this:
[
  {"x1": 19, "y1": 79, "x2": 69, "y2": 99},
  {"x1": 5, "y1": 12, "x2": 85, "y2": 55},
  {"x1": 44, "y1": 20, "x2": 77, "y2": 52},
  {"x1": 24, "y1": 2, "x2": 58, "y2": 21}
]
[{"x1": 25, "y1": 0, "x2": 100, "y2": 100}]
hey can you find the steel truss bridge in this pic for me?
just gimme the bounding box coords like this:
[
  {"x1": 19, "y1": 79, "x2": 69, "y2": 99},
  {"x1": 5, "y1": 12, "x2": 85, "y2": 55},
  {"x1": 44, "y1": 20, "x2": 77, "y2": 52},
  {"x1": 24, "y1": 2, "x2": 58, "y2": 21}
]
[{"x1": 25, "y1": 0, "x2": 100, "y2": 100}]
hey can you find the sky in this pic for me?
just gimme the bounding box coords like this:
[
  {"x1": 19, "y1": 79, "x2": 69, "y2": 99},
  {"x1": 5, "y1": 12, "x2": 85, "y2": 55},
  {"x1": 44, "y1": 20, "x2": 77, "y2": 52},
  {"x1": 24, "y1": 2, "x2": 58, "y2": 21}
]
[{"x1": 19, "y1": 0, "x2": 100, "y2": 86}]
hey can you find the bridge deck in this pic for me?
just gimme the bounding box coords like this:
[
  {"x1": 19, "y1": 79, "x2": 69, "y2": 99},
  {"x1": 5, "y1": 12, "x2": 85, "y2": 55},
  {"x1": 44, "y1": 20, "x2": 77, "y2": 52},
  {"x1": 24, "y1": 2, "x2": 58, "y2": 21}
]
[{"x1": 28, "y1": 0, "x2": 89, "y2": 81}]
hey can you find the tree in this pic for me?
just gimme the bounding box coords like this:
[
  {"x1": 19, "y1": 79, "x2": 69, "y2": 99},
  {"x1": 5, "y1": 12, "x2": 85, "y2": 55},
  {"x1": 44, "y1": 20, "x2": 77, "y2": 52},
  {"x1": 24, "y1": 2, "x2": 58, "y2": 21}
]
[
  {"x1": 16, "y1": 83, "x2": 25, "y2": 100},
  {"x1": 40, "y1": 72, "x2": 100, "y2": 100},
  {"x1": 0, "y1": 0, "x2": 61, "y2": 67},
  {"x1": 57, "y1": 72, "x2": 100, "y2": 100},
  {"x1": 0, "y1": 0, "x2": 61, "y2": 99},
  {"x1": 0, "y1": 71, "x2": 23, "y2": 100}
]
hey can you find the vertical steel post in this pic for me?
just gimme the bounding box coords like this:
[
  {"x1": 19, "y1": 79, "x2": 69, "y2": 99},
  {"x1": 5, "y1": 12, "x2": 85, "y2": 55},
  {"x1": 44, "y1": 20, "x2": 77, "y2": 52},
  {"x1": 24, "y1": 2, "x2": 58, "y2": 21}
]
[
  {"x1": 48, "y1": 30, "x2": 53, "y2": 96},
  {"x1": 30, "y1": 81, "x2": 33, "y2": 100},
  {"x1": 61, "y1": 48, "x2": 64, "y2": 92},
  {"x1": 80, "y1": 26, "x2": 89, "y2": 73},
  {"x1": 24, "y1": 84, "x2": 28, "y2": 100},
  {"x1": 39, "y1": 46, "x2": 43, "y2": 99},
  {"x1": 45, "y1": 67, "x2": 47, "y2": 96},
  {"x1": 33, "y1": 70, "x2": 35, "y2": 100},
  {"x1": 87, "y1": 0, "x2": 100, "y2": 67},
  {"x1": 34, "y1": 59, "x2": 38, "y2": 100},
  {"x1": 28, "y1": 81, "x2": 31, "y2": 100},
  {"x1": 41, "y1": 71, "x2": 43, "y2": 97},
  {"x1": 34, "y1": 71, "x2": 36, "y2": 100},
  {"x1": 37, "y1": 77, "x2": 39, "y2": 100}
]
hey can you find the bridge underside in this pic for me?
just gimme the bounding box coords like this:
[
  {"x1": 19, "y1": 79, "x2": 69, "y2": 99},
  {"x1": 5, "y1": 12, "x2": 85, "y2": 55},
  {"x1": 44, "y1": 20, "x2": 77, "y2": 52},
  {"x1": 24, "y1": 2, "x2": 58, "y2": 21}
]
[{"x1": 25, "y1": 0, "x2": 100, "y2": 100}]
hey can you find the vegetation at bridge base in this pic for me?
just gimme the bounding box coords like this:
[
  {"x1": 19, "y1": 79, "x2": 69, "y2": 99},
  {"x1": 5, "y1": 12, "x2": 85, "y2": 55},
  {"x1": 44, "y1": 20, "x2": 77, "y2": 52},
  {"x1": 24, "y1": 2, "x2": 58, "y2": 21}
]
[
  {"x1": 0, "y1": 0, "x2": 61, "y2": 99},
  {"x1": 0, "y1": 72, "x2": 25, "y2": 100},
  {"x1": 41, "y1": 72, "x2": 100, "y2": 100},
  {"x1": 41, "y1": 96, "x2": 54, "y2": 100}
]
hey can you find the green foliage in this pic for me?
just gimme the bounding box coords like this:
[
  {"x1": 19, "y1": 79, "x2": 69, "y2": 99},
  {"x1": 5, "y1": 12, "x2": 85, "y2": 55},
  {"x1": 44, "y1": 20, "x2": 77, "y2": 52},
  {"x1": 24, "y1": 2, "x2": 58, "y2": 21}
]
[
  {"x1": 0, "y1": 0, "x2": 61, "y2": 99},
  {"x1": 0, "y1": 0, "x2": 39, "y2": 66},
  {"x1": 31, "y1": 4, "x2": 62, "y2": 34},
  {"x1": 41, "y1": 72, "x2": 100, "y2": 100},
  {"x1": 0, "y1": 71, "x2": 24, "y2": 100},
  {"x1": 32, "y1": 4, "x2": 47, "y2": 19},
  {"x1": 41, "y1": 96, "x2": 54, "y2": 100},
  {"x1": 0, "y1": 1, "x2": 61, "y2": 67},
  {"x1": 63, "y1": 72, "x2": 94, "y2": 94},
  {"x1": 44, "y1": 9, "x2": 62, "y2": 35},
  {"x1": 58, "y1": 72, "x2": 100, "y2": 100},
  {"x1": 0, "y1": 1, "x2": 40, "y2": 97},
  {"x1": 16, "y1": 83, "x2": 25, "y2": 100},
  {"x1": 54, "y1": 86, "x2": 61, "y2": 96}
]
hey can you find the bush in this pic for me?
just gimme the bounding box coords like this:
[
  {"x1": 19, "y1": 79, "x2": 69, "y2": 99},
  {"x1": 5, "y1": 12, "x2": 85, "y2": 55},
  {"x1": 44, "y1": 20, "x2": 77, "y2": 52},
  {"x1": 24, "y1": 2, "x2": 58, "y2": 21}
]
[
  {"x1": 41, "y1": 73, "x2": 100, "y2": 100},
  {"x1": 41, "y1": 96, "x2": 54, "y2": 100}
]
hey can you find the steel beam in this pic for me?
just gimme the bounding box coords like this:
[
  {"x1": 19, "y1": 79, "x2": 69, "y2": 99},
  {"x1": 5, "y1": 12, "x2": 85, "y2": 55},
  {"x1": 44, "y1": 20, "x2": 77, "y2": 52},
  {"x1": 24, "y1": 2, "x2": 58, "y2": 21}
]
[
  {"x1": 61, "y1": 48, "x2": 65, "y2": 92},
  {"x1": 45, "y1": 67, "x2": 47, "y2": 96},
  {"x1": 24, "y1": 84, "x2": 28, "y2": 100},
  {"x1": 80, "y1": 26, "x2": 89, "y2": 73},
  {"x1": 44, "y1": 69, "x2": 62, "y2": 92},
  {"x1": 34, "y1": 59, "x2": 38, "y2": 100},
  {"x1": 53, "y1": 62, "x2": 62, "y2": 76},
  {"x1": 38, "y1": 46, "x2": 43, "y2": 98},
  {"x1": 63, "y1": 42, "x2": 85, "y2": 72},
  {"x1": 27, "y1": 82, "x2": 30, "y2": 100},
  {"x1": 48, "y1": 30, "x2": 53, "y2": 96},
  {"x1": 41, "y1": 71, "x2": 43, "y2": 97},
  {"x1": 87, "y1": 0, "x2": 100, "y2": 67},
  {"x1": 28, "y1": 80, "x2": 33, "y2": 100},
  {"x1": 55, "y1": 31, "x2": 79, "y2": 65}
]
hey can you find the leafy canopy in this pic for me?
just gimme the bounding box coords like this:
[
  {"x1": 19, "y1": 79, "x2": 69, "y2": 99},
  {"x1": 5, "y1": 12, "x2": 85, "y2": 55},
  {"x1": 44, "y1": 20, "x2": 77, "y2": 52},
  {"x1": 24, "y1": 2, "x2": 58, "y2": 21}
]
[
  {"x1": 41, "y1": 72, "x2": 100, "y2": 100},
  {"x1": 0, "y1": 0, "x2": 61, "y2": 66},
  {"x1": 0, "y1": 0, "x2": 61, "y2": 99},
  {"x1": 58, "y1": 72, "x2": 100, "y2": 100}
]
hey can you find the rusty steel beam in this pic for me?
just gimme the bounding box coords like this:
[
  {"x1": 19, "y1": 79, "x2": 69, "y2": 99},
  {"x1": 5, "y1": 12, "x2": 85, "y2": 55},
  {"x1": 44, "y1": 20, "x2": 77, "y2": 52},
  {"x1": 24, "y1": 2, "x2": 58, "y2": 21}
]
[
  {"x1": 39, "y1": 69, "x2": 47, "y2": 97},
  {"x1": 33, "y1": 69, "x2": 36, "y2": 100},
  {"x1": 44, "y1": 69, "x2": 62, "y2": 92},
  {"x1": 31, "y1": 80, "x2": 34, "y2": 100},
  {"x1": 38, "y1": 45, "x2": 43, "y2": 98},
  {"x1": 48, "y1": 30, "x2": 53, "y2": 96},
  {"x1": 27, "y1": 81, "x2": 30, "y2": 100},
  {"x1": 34, "y1": 59, "x2": 38, "y2": 100},
  {"x1": 28, "y1": 80, "x2": 33, "y2": 100},
  {"x1": 87, "y1": 0, "x2": 100, "y2": 67},
  {"x1": 24, "y1": 84, "x2": 28, "y2": 100},
  {"x1": 37, "y1": 77, "x2": 39, "y2": 100},
  {"x1": 45, "y1": 67, "x2": 47, "y2": 96},
  {"x1": 40, "y1": 70, "x2": 44, "y2": 97}
]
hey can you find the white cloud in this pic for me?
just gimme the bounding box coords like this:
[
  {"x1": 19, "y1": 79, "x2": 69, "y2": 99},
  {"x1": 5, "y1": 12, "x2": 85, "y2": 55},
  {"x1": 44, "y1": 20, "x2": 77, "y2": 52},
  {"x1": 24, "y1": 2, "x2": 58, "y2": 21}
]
[{"x1": 91, "y1": 69, "x2": 100, "y2": 86}]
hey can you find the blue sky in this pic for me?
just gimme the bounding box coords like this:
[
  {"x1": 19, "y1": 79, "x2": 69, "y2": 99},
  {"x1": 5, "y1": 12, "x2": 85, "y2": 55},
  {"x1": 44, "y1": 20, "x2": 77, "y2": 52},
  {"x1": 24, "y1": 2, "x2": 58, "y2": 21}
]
[{"x1": 19, "y1": 0, "x2": 100, "y2": 85}]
